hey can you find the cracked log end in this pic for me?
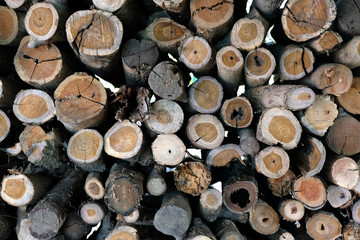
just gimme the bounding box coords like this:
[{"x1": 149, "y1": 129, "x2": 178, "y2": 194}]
[
  {"x1": 206, "y1": 143, "x2": 245, "y2": 167},
  {"x1": 0, "y1": 109, "x2": 10, "y2": 143},
  {"x1": 0, "y1": 6, "x2": 18, "y2": 45},
  {"x1": 279, "y1": 199, "x2": 305, "y2": 222},
  {"x1": 306, "y1": 212, "x2": 342, "y2": 240},
  {"x1": 220, "y1": 96, "x2": 253, "y2": 128},
  {"x1": 152, "y1": 134, "x2": 186, "y2": 166},
  {"x1": 337, "y1": 77, "x2": 360, "y2": 114},
  {"x1": 292, "y1": 176, "x2": 327, "y2": 210},
  {"x1": 326, "y1": 156, "x2": 360, "y2": 190},
  {"x1": 255, "y1": 146, "x2": 290, "y2": 179},
  {"x1": 249, "y1": 200, "x2": 280, "y2": 235}
]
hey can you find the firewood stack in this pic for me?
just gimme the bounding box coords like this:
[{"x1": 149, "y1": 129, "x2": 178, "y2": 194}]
[{"x1": 2, "y1": 0, "x2": 360, "y2": 239}]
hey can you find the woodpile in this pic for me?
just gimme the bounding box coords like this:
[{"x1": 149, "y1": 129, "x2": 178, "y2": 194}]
[{"x1": 3, "y1": 0, "x2": 360, "y2": 239}]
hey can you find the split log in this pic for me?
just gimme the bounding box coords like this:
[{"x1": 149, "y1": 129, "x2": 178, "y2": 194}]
[
  {"x1": 65, "y1": 10, "x2": 123, "y2": 74},
  {"x1": 199, "y1": 188, "x2": 222, "y2": 222},
  {"x1": 186, "y1": 113, "x2": 225, "y2": 149},
  {"x1": 251, "y1": 0, "x2": 283, "y2": 21},
  {"x1": 292, "y1": 175, "x2": 327, "y2": 210},
  {"x1": 268, "y1": 169, "x2": 296, "y2": 198},
  {"x1": 220, "y1": 96, "x2": 253, "y2": 128},
  {"x1": 80, "y1": 201, "x2": 107, "y2": 225},
  {"x1": 174, "y1": 161, "x2": 211, "y2": 196},
  {"x1": 337, "y1": 77, "x2": 360, "y2": 114},
  {"x1": 28, "y1": 169, "x2": 85, "y2": 239},
  {"x1": 296, "y1": 136, "x2": 326, "y2": 178},
  {"x1": 146, "y1": 164, "x2": 167, "y2": 196},
  {"x1": 278, "y1": 199, "x2": 305, "y2": 223},
  {"x1": 148, "y1": 61, "x2": 188, "y2": 102},
  {"x1": 0, "y1": 6, "x2": 26, "y2": 46},
  {"x1": 334, "y1": 36, "x2": 360, "y2": 69},
  {"x1": 281, "y1": 0, "x2": 336, "y2": 42},
  {"x1": 255, "y1": 146, "x2": 290, "y2": 179},
  {"x1": 256, "y1": 107, "x2": 302, "y2": 150},
  {"x1": 299, "y1": 95, "x2": 338, "y2": 136},
  {"x1": 105, "y1": 224, "x2": 139, "y2": 240},
  {"x1": 0, "y1": 110, "x2": 11, "y2": 143},
  {"x1": 244, "y1": 47, "x2": 276, "y2": 88},
  {"x1": 0, "y1": 77, "x2": 19, "y2": 108},
  {"x1": 1, "y1": 172, "x2": 52, "y2": 207},
  {"x1": 153, "y1": 0, "x2": 189, "y2": 14},
  {"x1": 84, "y1": 172, "x2": 105, "y2": 200},
  {"x1": 343, "y1": 221, "x2": 360, "y2": 240},
  {"x1": 104, "y1": 163, "x2": 144, "y2": 216},
  {"x1": 144, "y1": 99, "x2": 184, "y2": 136},
  {"x1": 67, "y1": 129, "x2": 105, "y2": 172},
  {"x1": 245, "y1": 84, "x2": 315, "y2": 111},
  {"x1": 301, "y1": 63, "x2": 353, "y2": 96},
  {"x1": 325, "y1": 114, "x2": 360, "y2": 156},
  {"x1": 306, "y1": 211, "x2": 342, "y2": 240},
  {"x1": 327, "y1": 185, "x2": 352, "y2": 209},
  {"x1": 212, "y1": 218, "x2": 245, "y2": 240},
  {"x1": 185, "y1": 218, "x2": 216, "y2": 240},
  {"x1": 335, "y1": 0, "x2": 360, "y2": 38},
  {"x1": 352, "y1": 200, "x2": 360, "y2": 224},
  {"x1": 188, "y1": 76, "x2": 223, "y2": 113},
  {"x1": 178, "y1": 36, "x2": 215, "y2": 74},
  {"x1": 154, "y1": 191, "x2": 192, "y2": 238},
  {"x1": 121, "y1": 38, "x2": 159, "y2": 87},
  {"x1": 205, "y1": 143, "x2": 245, "y2": 167},
  {"x1": 62, "y1": 210, "x2": 91, "y2": 240},
  {"x1": 238, "y1": 128, "x2": 260, "y2": 157},
  {"x1": 54, "y1": 72, "x2": 107, "y2": 132},
  {"x1": 13, "y1": 89, "x2": 56, "y2": 125},
  {"x1": 267, "y1": 229, "x2": 295, "y2": 240},
  {"x1": 249, "y1": 200, "x2": 280, "y2": 235},
  {"x1": 14, "y1": 36, "x2": 72, "y2": 90},
  {"x1": 190, "y1": 0, "x2": 234, "y2": 41},
  {"x1": 151, "y1": 134, "x2": 186, "y2": 166},
  {"x1": 308, "y1": 31, "x2": 343, "y2": 55}
]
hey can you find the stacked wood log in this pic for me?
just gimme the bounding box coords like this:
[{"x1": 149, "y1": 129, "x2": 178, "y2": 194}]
[{"x1": 2, "y1": 0, "x2": 360, "y2": 239}]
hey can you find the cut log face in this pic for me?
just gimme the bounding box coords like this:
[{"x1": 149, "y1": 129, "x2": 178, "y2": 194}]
[
  {"x1": 268, "y1": 169, "x2": 296, "y2": 198},
  {"x1": 244, "y1": 47, "x2": 276, "y2": 88},
  {"x1": 80, "y1": 201, "x2": 106, "y2": 225},
  {"x1": 220, "y1": 96, "x2": 253, "y2": 128},
  {"x1": 123, "y1": 208, "x2": 140, "y2": 223},
  {"x1": 206, "y1": 143, "x2": 245, "y2": 167},
  {"x1": 326, "y1": 156, "x2": 359, "y2": 190},
  {"x1": 334, "y1": 36, "x2": 360, "y2": 70},
  {"x1": 249, "y1": 200, "x2": 280, "y2": 235},
  {"x1": 92, "y1": 0, "x2": 126, "y2": 12},
  {"x1": 54, "y1": 72, "x2": 107, "y2": 132},
  {"x1": 4, "y1": 0, "x2": 28, "y2": 9},
  {"x1": 327, "y1": 185, "x2": 352, "y2": 209},
  {"x1": 0, "y1": 6, "x2": 23, "y2": 46},
  {"x1": 151, "y1": 134, "x2": 186, "y2": 166},
  {"x1": 292, "y1": 176, "x2": 327, "y2": 210},
  {"x1": 153, "y1": 0, "x2": 189, "y2": 13},
  {"x1": 306, "y1": 211, "x2": 342, "y2": 240},
  {"x1": 186, "y1": 114, "x2": 225, "y2": 149},
  {"x1": 308, "y1": 31, "x2": 343, "y2": 54},
  {"x1": 337, "y1": 77, "x2": 360, "y2": 115},
  {"x1": 256, "y1": 107, "x2": 302, "y2": 150},
  {"x1": 279, "y1": 199, "x2": 305, "y2": 222},
  {"x1": 255, "y1": 146, "x2": 290, "y2": 179},
  {"x1": 105, "y1": 225, "x2": 139, "y2": 240},
  {"x1": 13, "y1": 89, "x2": 56, "y2": 124},
  {"x1": 84, "y1": 172, "x2": 105, "y2": 200},
  {"x1": 352, "y1": 200, "x2": 360, "y2": 224},
  {"x1": 281, "y1": 0, "x2": 336, "y2": 42},
  {"x1": 146, "y1": 164, "x2": 167, "y2": 196},
  {"x1": 0, "y1": 109, "x2": 11, "y2": 143},
  {"x1": 223, "y1": 179, "x2": 258, "y2": 213},
  {"x1": 189, "y1": 76, "x2": 224, "y2": 113},
  {"x1": 104, "y1": 120, "x2": 143, "y2": 159},
  {"x1": 199, "y1": 188, "x2": 222, "y2": 222}
]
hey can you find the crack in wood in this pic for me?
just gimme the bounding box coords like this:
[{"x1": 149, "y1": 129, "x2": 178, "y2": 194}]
[{"x1": 191, "y1": 0, "x2": 233, "y2": 18}]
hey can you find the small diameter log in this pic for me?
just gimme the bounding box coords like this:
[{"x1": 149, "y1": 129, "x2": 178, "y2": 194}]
[
  {"x1": 104, "y1": 164, "x2": 144, "y2": 216},
  {"x1": 352, "y1": 200, "x2": 360, "y2": 224},
  {"x1": 123, "y1": 209, "x2": 140, "y2": 223},
  {"x1": 256, "y1": 107, "x2": 302, "y2": 150},
  {"x1": 62, "y1": 210, "x2": 91, "y2": 240},
  {"x1": 281, "y1": 0, "x2": 336, "y2": 42},
  {"x1": 308, "y1": 31, "x2": 343, "y2": 55},
  {"x1": 190, "y1": 0, "x2": 234, "y2": 41},
  {"x1": 212, "y1": 218, "x2": 245, "y2": 240},
  {"x1": 337, "y1": 77, "x2": 360, "y2": 114},
  {"x1": 54, "y1": 73, "x2": 107, "y2": 132},
  {"x1": 28, "y1": 169, "x2": 86, "y2": 239},
  {"x1": 154, "y1": 191, "x2": 192, "y2": 238},
  {"x1": 325, "y1": 115, "x2": 360, "y2": 156},
  {"x1": 0, "y1": 110, "x2": 10, "y2": 143},
  {"x1": 105, "y1": 224, "x2": 139, "y2": 240},
  {"x1": 185, "y1": 218, "x2": 216, "y2": 240},
  {"x1": 206, "y1": 143, "x2": 245, "y2": 167},
  {"x1": 231, "y1": 8, "x2": 269, "y2": 51},
  {"x1": 186, "y1": 114, "x2": 225, "y2": 149},
  {"x1": 14, "y1": 36, "x2": 71, "y2": 90},
  {"x1": 246, "y1": 84, "x2": 315, "y2": 111},
  {"x1": 279, "y1": 199, "x2": 305, "y2": 223},
  {"x1": 238, "y1": 128, "x2": 260, "y2": 157},
  {"x1": 301, "y1": 63, "x2": 353, "y2": 96},
  {"x1": 144, "y1": 99, "x2": 184, "y2": 135},
  {"x1": 292, "y1": 175, "x2": 327, "y2": 210},
  {"x1": 121, "y1": 38, "x2": 159, "y2": 87},
  {"x1": 306, "y1": 211, "x2": 342, "y2": 240},
  {"x1": 85, "y1": 172, "x2": 105, "y2": 200},
  {"x1": 296, "y1": 136, "x2": 326, "y2": 178},
  {"x1": 334, "y1": 36, "x2": 360, "y2": 69},
  {"x1": 67, "y1": 129, "x2": 105, "y2": 172},
  {"x1": 199, "y1": 188, "x2": 222, "y2": 222},
  {"x1": 249, "y1": 200, "x2": 280, "y2": 235},
  {"x1": 244, "y1": 47, "x2": 276, "y2": 88},
  {"x1": 220, "y1": 96, "x2": 253, "y2": 129},
  {"x1": 80, "y1": 201, "x2": 107, "y2": 225},
  {"x1": 327, "y1": 185, "x2": 352, "y2": 209},
  {"x1": 146, "y1": 164, "x2": 167, "y2": 196},
  {"x1": 278, "y1": 45, "x2": 315, "y2": 81},
  {"x1": 1, "y1": 173, "x2": 52, "y2": 207},
  {"x1": 343, "y1": 221, "x2": 360, "y2": 240},
  {"x1": 153, "y1": 0, "x2": 189, "y2": 14},
  {"x1": 151, "y1": 134, "x2": 186, "y2": 166},
  {"x1": 148, "y1": 61, "x2": 187, "y2": 102},
  {"x1": 299, "y1": 95, "x2": 338, "y2": 136},
  {"x1": 13, "y1": 89, "x2": 56, "y2": 125},
  {"x1": 65, "y1": 10, "x2": 123, "y2": 74},
  {"x1": 216, "y1": 46, "x2": 244, "y2": 95},
  {"x1": 0, "y1": 6, "x2": 26, "y2": 46},
  {"x1": 188, "y1": 76, "x2": 223, "y2": 113},
  {"x1": 266, "y1": 229, "x2": 294, "y2": 240},
  {"x1": 268, "y1": 169, "x2": 296, "y2": 198},
  {"x1": 251, "y1": 0, "x2": 283, "y2": 21},
  {"x1": 178, "y1": 36, "x2": 215, "y2": 74},
  {"x1": 174, "y1": 161, "x2": 211, "y2": 196},
  {"x1": 255, "y1": 146, "x2": 290, "y2": 179}
]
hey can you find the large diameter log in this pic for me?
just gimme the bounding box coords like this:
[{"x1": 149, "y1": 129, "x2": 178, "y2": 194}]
[
  {"x1": 84, "y1": 172, "x2": 105, "y2": 200},
  {"x1": 80, "y1": 201, "x2": 106, "y2": 225},
  {"x1": 337, "y1": 77, "x2": 360, "y2": 114},
  {"x1": 306, "y1": 212, "x2": 342, "y2": 240},
  {"x1": 206, "y1": 143, "x2": 245, "y2": 167},
  {"x1": 238, "y1": 128, "x2": 260, "y2": 157},
  {"x1": 185, "y1": 218, "x2": 216, "y2": 240},
  {"x1": 154, "y1": 191, "x2": 192, "y2": 238},
  {"x1": 28, "y1": 169, "x2": 86, "y2": 239},
  {"x1": 281, "y1": 0, "x2": 336, "y2": 42},
  {"x1": 0, "y1": 6, "x2": 26, "y2": 46},
  {"x1": 14, "y1": 36, "x2": 71, "y2": 90},
  {"x1": 199, "y1": 188, "x2": 222, "y2": 222},
  {"x1": 308, "y1": 30, "x2": 343, "y2": 55},
  {"x1": 335, "y1": 0, "x2": 360, "y2": 38},
  {"x1": 212, "y1": 218, "x2": 245, "y2": 240},
  {"x1": 334, "y1": 36, "x2": 360, "y2": 69},
  {"x1": 255, "y1": 146, "x2": 290, "y2": 179},
  {"x1": 249, "y1": 200, "x2": 280, "y2": 235},
  {"x1": 146, "y1": 164, "x2": 167, "y2": 196},
  {"x1": 152, "y1": 134, "x2": 186, "y2": 166},
  {"x1": 65, "y1": 10, "x2": 123, "y2": 74},
  {"x1": 279, "y1": 199, "x2": 305, "y2": 223},
  {"x1": 0, "y1": 110, "x2": 11, "y2": 143},
  {"x1": 54, "y1": 73, "x2": 107, "y2": 132},
  {"x1": 220, "y1": 96, "x2": 253, "y2": 129},
  {"x1": 104, "y1": 164, "x2": 144, "y2": 216},
  {"x1": 256, "y1": 107, "x2": 302, "y2": 150},
  {"x1": 190, "y1": 0, "x2": 234, "y2": 41},
  {"x1": 327, "y1": 185, "x2": 352, "y2": 209},
  {"x1": 268, "y1": 169, "x2": 296, "y2": 198}
]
